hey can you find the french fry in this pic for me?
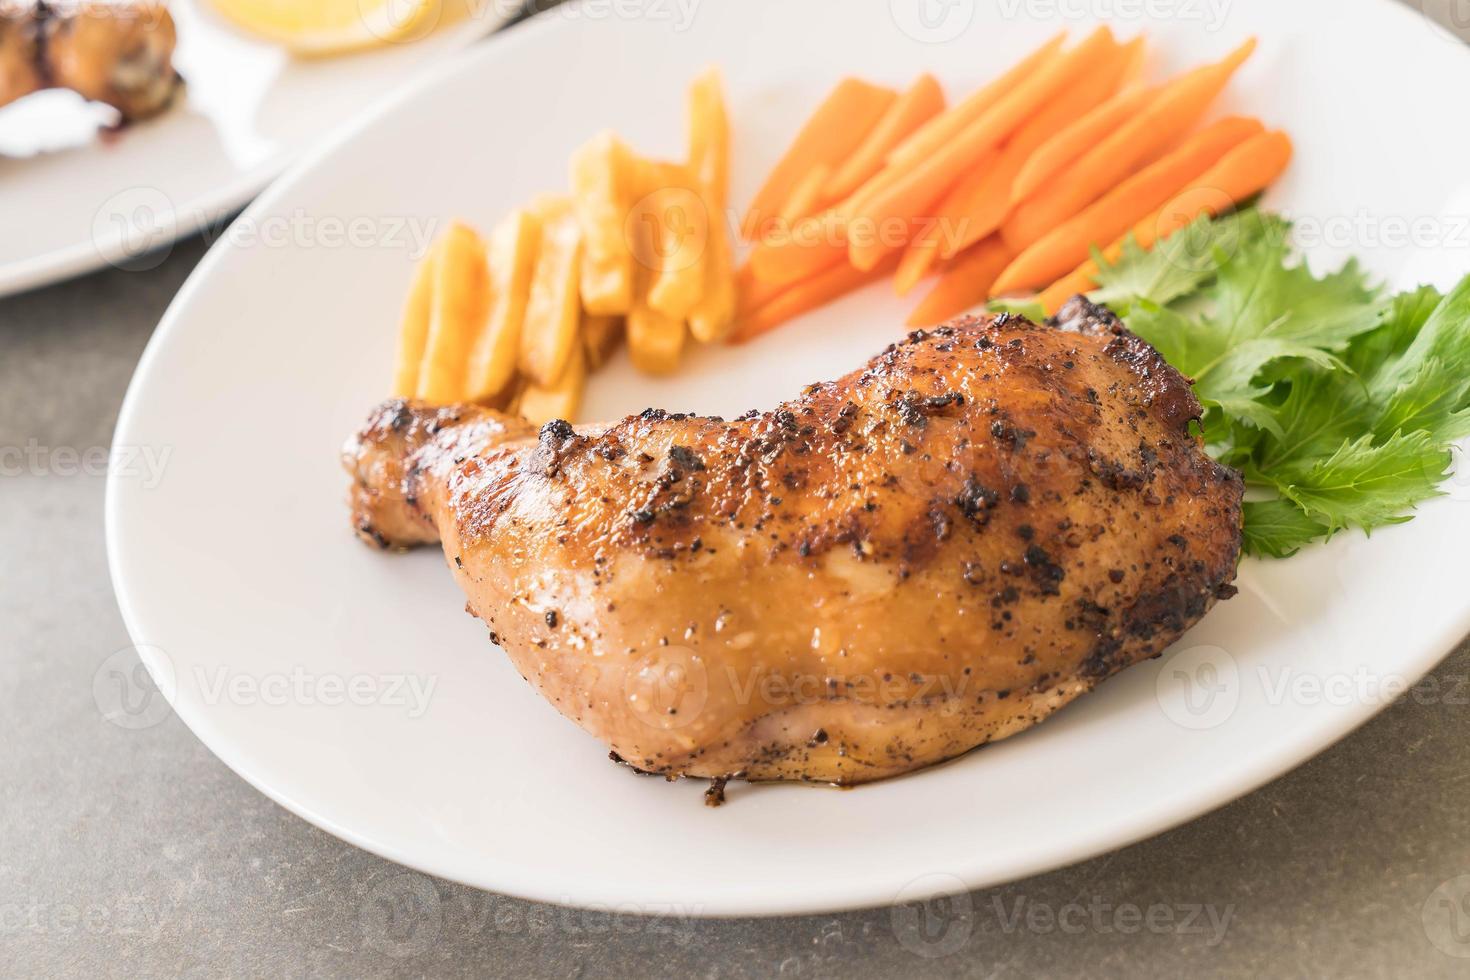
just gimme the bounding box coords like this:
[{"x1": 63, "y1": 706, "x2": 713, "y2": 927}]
[
  {"x1": 520, "y1": 341, "x2": 588, "y2": 427},
  {"x1": 417, "y1": 222, "x2": 490, "y2": 404},
  {"x1": 685, "y1": 69, "x2": 738, "y2": 344},
  {"x1": 467, "y1": 207, "x2": 542, "y2": 403},
  {"x1": 627, "y1": 304, "x2": 687, "y2": 375},
  {"x1": 519, "y1": 195, "x2": 584, "y2": 386},
  {"x1": 571, "y1": 131, "x2": 635, "y2": 316},
  {"x1": 625, "y1": 165, "x2": 689, "y2": 374},
  {"x1": 687, "y1": 66, "x2": 730, "y2": 210},
  {"x1": 391, "y1": 243, "x2": 437, "y2": 397},
  {"x1": 632, "y1": 158, "x2": 708, "y2": 321},
  {"x1": 583, "y1": 313, "x2": 624, "y2": 370},
  {"x1": 688, "y1": 216, "x2": 737, "y2": 343}
]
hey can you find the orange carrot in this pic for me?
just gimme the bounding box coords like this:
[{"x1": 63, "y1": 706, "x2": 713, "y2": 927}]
[
  {"x1": 1003, "y1": 37, "x2": 1257, "y2": 252},
  {"x1": 992, "y1": 115, "x2": 1264, "y2": 295},
  {"x1": 735, "y1": 255, "x2": 898, "y2": 342},
  {"x1": 825, "y1": 74, "x2": 946, "y2": 202},
  {"x1": 742, "y1": 78, "x2": 896, "y2": 241},
  {"x1": 907, "y1": 238, "x2": 1014, "y2": 326},
  {"x1": 888, "y1": 31, "x2": 1067, "y2": 170},
  {"x1": 891, "y1": 146, "x2": 1002, "y2": 295},
  {"x1": 1116, "y1": 31, "x2": 1149, "y2": 84},
  {"x1": 736, "y1": 261, "x2": 785, "y2": 318},
  {"x1": 744, "y1": 183, "x2": 872, "y2": 290},
  {"x1": 750, "y1": 208, "x2": 849, "y2": 286},
  {"x1": 1036, "y1": 128, "x2": 1294, "y2": 313},
  {"x1": 1009, "y1": 85, "x2": 1155, "y2": 209},
  {"x1": 848, "y1": 27, "x2": 1119, "y2": 272},
  {"x1": 744, "y1": 162, "x2": 847, "y2": 289},
  {"x1": 936, "y1": 36, "x2": 1142, "y2": 261},
  {"x1": 779, "y1": 162, "x2": 834, "y2": 226}
]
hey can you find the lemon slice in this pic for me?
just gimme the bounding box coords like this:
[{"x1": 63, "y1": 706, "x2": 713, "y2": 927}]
[{"x1": 209, "y1": 0, "x2": 444, "y2": 55}]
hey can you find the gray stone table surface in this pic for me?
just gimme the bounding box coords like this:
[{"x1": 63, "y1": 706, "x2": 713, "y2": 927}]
[{"x1": 5, "y1": 2, "x2": 1470, "y2": 976}]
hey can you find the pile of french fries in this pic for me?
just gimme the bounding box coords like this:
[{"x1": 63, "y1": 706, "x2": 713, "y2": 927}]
[
  {"x1": 738, "y1": 29, "x2": 1292, "y2": 335},
  {"x1": 391, "y1": 68, "x2": 738, "y2": 425}
]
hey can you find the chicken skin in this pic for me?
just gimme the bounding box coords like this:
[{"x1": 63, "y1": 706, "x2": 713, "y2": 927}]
[{"x1": 344, "y1": 301, "x2": 1243, "y2": 786}]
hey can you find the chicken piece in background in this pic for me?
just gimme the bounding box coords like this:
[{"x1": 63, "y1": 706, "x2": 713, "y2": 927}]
[{"x1": 0, "y1": 1, "x2": 181, "y2": 122}]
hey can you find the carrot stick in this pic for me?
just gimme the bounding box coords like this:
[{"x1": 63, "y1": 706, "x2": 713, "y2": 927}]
[
  {"x1": 738, "y1": 183, "x2": 861, "y2": 311},
  {"x1": 907, "y1": 237, "x2": 1014, "y2": 326},
  {"x1": 735, "y1": 262, "x2": 778, "y2": 317},
  {"x1": 741, "y1": 162, "x2": 849, "y2": 292},
  {"x1": 1003, "y1": 37, "x2": 1257, "y2": 252},
  {"x1": 734, "y1": 255, "x2": 899, "y2": 343},
  {"x1": 891, "y1": 146, "x2": 1002, "y2": 295},
  {"x1": 1036, "y1": 268, "x2": 1102, "y2": 314},
  {"x1": 887, "y1": 31, "x2": 1067, "y2": 170},
  {"x1": 992, "y1": 115, "x2": 1265, "y2": 295},
  {"x1": 1036, "y1": 128, "x2": 1294, "y2": 313},
  {"x1": 848, "y1": 27, "x2": 1118, "y2": 272},
  {"x1": 825, "y1": 74, "x2": 946, "y2": 202},
  {"x1": 777, "y1": 162, "x2": 834, "y2": 227},
  {"x1": 746, "y1": 162, "x2": 844, "y2": 286},
  {"x1": 750, "y1": 208, "x2": 849, "y2": 286},
  {"x1": 742, "y1": 78, "x2": 897, "y2": 241},
  {"x1": 1009, "y1": 86, "x2": 1154, "y2": 209},
  {"x1": 1116, "y1": 31, "x2": 1149, "y2": 84},
  {"x1": 936, "y1": 36, "x2": 1141, "y2": 261}
]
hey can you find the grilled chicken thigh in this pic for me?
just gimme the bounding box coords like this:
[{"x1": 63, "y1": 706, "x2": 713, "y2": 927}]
[{"x1": 345, "y1": 300, "x2": 1243, "y2": 785}]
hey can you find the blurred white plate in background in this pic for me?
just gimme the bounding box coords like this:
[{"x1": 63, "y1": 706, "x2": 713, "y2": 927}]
[{"x1": 0, "y1": 0, "x2": 517, "y2": 297}]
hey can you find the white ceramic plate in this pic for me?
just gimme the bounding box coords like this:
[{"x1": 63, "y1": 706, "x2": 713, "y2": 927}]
[
  {"x1": 0, "y1": 0, "x2": 515, "y2": 297},
  {"x1": 108, "y1": 0, "x2": 1470, "y2": 916}
]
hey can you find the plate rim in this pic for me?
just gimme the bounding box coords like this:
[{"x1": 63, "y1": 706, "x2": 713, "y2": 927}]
[{"x1": 106, "y1": 0, "x2": 1470, "y2": 917}]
